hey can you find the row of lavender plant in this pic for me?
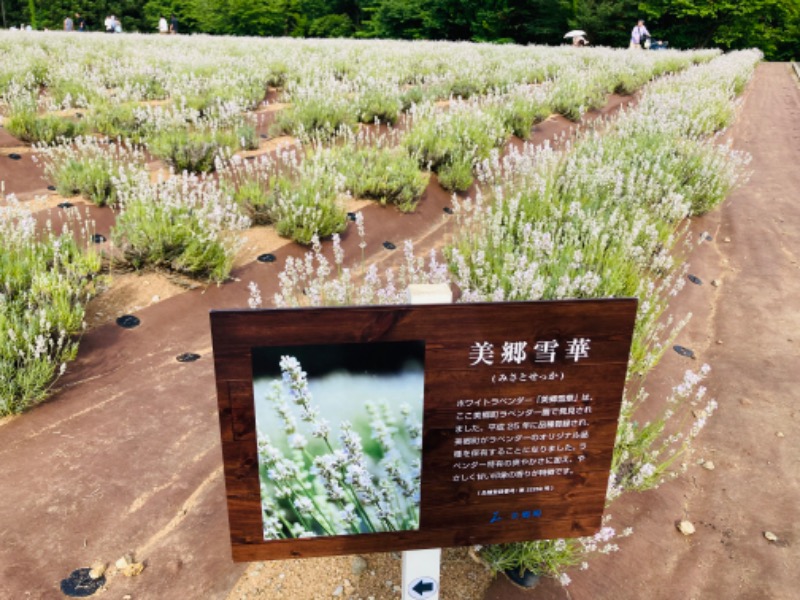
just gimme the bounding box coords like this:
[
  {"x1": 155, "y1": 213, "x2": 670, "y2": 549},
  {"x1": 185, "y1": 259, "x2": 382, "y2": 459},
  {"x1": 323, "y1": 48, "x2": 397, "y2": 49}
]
[
  {"x1": 0, "y1": 197, "x2": 101, "y2": 415},
  {"x1": 0, "y1": 33, "x2": 718, "y2": 113},
  {"x1": 2, "y1": 36, "x2": 723, "y2": 289},
  {"x1": 42, "y1": 46, "x2": 719, "y2": 274},
  {"x1": 1, "y1": 31, "x2": 719, "y2": 152},
  {"x1": 32, "y1": 130, "x2": 428, "y2": 283},
  {"x1": 455, "y1": 48, "x2": 761, "y2": 581}
]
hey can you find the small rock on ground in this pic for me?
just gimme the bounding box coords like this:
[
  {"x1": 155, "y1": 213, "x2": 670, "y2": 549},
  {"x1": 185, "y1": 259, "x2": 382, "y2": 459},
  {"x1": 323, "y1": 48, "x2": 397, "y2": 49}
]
[
  {"x1": 678, "y1": 520, "x2": 696, "y2": 536},
  {"x1": 88, "y1": 561, "x2": 106, "y2": 580},
  {"x1": 351, "y1": 556, "x2": 368, "y2": 576}
]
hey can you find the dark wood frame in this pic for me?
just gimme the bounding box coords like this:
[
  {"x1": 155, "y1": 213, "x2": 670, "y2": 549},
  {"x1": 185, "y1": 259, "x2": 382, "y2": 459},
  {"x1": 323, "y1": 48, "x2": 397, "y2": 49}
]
[{"x1": 211, "y1": 299, "x2": 637, "y2": 561}]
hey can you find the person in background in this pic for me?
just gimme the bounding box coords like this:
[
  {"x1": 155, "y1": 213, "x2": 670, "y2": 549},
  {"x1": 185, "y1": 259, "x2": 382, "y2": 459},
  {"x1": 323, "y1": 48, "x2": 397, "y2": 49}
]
[
  {"x1": 115, "y1": 17, "x2": 123, "y2": 33},
  {"x1": 630, "y1": 19, "x2": 650, "y2": 49},
  {"x1": 572, "y1": 35, "x2": 589, "y2": 47},
  {"x1": 76, "y1": 13, "x2": 86, "y2": 32},
  {"x1": 104, "y1": 15, "x2": 113, "y2": 33},
  {"x1": 159, "y1": 16, "x2": 168, "y2": 34},
  {"x1": 64, "y1": 15, "x2": 74, "y2": 31},
  {"x1": 169, "y1": 14, "x2": 178, "y2": 34}
]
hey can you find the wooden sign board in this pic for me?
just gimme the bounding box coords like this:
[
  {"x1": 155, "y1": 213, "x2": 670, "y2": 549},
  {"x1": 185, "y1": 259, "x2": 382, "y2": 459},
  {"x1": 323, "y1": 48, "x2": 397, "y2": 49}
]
[{"x1": 210, "y1": 299, "x2": 637, "y2": 561}]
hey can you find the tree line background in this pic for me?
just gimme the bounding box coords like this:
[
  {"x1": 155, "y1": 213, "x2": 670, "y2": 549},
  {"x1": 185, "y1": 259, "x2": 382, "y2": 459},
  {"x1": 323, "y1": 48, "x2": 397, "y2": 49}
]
[{"x1": 2, "y1": 0, "x2": 798, "y2": 60}]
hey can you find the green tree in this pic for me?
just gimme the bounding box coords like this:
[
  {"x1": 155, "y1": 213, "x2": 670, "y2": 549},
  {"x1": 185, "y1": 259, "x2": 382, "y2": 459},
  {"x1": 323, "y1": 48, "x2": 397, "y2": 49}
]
[
  {"x1": 27, "y1": 0, "x2": 35, "y2": 28},
  {"x1": 366, "y1": 0, "x2": 429, "y2": 39},
  {"x1": 640, "y1": 0, "x2": 800, "y2": 58},
  {"x1": 2, "y1": 0, "x2": 796, "y2": 59},
  {"x1": 510, "y1": 0, "x2": 574, "y2": 44},
  {"x1": 308, "y1": 13, "x2": 354, "y2": 37}
]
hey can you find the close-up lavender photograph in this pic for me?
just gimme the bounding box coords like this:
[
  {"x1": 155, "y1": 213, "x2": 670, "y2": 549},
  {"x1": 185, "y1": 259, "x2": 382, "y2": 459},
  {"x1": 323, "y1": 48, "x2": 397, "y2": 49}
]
[{"x1": 252, "y1": 342, "x2": 425, "y2": 539}]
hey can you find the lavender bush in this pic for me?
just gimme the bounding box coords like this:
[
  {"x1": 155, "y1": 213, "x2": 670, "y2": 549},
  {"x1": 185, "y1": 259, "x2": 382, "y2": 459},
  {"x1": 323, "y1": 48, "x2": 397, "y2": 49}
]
[
  {"x1": 111, "y1": 171, "x2": 250, "y2": 282},
  {"x1": 0, "y1": 198, "x2": 101, "y2": 415}
]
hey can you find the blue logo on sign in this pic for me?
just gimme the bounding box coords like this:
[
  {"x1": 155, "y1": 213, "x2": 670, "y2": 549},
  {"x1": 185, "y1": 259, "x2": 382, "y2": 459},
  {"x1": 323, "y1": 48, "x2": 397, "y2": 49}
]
[{"x1": 490, "y1": 509, "x2": 542, "y2": 523}]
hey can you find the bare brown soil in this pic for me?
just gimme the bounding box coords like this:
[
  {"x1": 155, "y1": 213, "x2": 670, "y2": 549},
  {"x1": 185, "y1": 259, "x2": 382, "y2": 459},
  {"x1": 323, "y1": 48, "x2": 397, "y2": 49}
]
[
  {"x1": 1, "y1": 67, "x2": 794, "y2": 600},
  {"x1": 83, "y1": 272, "x2": 187, "y2": 329}
]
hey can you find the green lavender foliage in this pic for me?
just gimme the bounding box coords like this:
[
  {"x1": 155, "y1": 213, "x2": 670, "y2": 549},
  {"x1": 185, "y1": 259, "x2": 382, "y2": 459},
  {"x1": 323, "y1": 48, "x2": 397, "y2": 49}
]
[
  {"x1": 403, "y1": 102, "x2": 507, "y2": 192},
  {"x1": 489, "y1": 86, "x2": 552, "y2": 140},
  {"x1": 218, "y1": 145, "x2": 356, "y2": 244},
  {"x1": 335, "y1": 145, "x2": 429, "y2": 212},
  {"x1": 111, "y1": 172, "x2": 250, "y2": 282},
  {"x1": 41, "y1": 138, "x2": 148, "y2": 207},
  {"x1": 87, "y1": 101, "x2": 153, "y2": 142},
  {"x1": 0, "y1": 201, "x2": 101, "y2": 415},
  {"x1": 269, "y1": 167, "x2": 349, "y2": 245},
  {"x1": 147, "y1": 124, "x2": 259, "y2": 173},
  {"x1": 4, "y1": 110, "x2": 85, "y2": 144},
  {"x1": 271, "y1": 77, "x2": 358, "y2": 141}
]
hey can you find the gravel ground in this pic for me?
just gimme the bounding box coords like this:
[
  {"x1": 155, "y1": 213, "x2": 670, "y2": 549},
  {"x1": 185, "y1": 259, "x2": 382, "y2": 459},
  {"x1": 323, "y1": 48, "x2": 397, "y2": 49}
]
[{"x1": 226, "y1": 548, "x2": 494, "y2": 600}]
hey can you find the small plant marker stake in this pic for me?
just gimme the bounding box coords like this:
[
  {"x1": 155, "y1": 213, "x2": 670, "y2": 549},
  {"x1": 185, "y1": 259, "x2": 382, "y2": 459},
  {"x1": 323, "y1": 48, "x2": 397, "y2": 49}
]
[
  {"x1": 687, "y1": 274, "x2": 702, "y2": 285},
  {"x1": 403, "y1": 550, "x2": 440, "y2": 600},
  {"x1": 116, "y1": 315, "x2": 140, "y2": 329},
  {"x1": 402, "y1": 283, "x2": 453, "y2": 600},
  {"x1": 60, "y1": 568, "x2": 105, "y2": 597},
  {"x1": 673, "y1": 345, "x2": 695, "y2": 359}
]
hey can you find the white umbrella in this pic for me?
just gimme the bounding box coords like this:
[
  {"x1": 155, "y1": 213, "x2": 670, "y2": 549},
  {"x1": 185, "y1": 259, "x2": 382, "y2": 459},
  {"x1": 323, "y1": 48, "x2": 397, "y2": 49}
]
[{"x1": 564, "y1": 30, "x2": 587, "y2": 39}]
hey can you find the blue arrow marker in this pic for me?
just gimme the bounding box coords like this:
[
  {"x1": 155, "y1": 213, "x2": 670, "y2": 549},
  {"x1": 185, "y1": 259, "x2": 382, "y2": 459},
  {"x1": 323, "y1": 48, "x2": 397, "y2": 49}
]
[
  {"x1": 411, "y1": 577, "x2": 436, "y2": 598},
  {"x1": 412, "y1": 579, "x2": 435, "y2": 596}
]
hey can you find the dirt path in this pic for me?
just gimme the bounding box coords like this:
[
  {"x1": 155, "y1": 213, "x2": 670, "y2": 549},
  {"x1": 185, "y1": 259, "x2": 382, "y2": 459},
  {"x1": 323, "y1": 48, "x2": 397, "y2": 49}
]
[{"x1": 485, "y1": 62, "x2": 800, "y2": 600}]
